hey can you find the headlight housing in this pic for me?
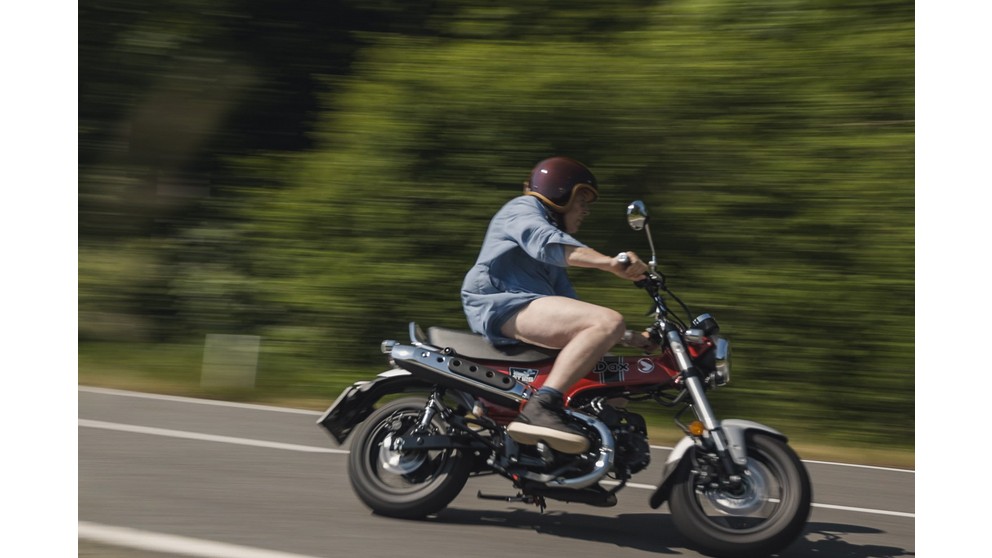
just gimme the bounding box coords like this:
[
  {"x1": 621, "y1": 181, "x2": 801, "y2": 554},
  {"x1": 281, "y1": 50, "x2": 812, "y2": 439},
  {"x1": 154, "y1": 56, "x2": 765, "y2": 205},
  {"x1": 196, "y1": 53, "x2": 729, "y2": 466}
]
[
  {"x1": 713, "y1": 337, "x2": 731, "y2": 386},
  {"x1": 691, "y1": 313, "x2": 720, "y2": 336}
]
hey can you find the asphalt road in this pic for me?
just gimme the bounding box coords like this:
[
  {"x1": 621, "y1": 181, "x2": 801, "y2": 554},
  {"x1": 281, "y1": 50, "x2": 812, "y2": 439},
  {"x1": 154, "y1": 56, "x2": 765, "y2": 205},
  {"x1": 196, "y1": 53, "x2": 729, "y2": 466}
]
[{"x1": 79, "y1": 386, "x2": 915, "y2": 558}]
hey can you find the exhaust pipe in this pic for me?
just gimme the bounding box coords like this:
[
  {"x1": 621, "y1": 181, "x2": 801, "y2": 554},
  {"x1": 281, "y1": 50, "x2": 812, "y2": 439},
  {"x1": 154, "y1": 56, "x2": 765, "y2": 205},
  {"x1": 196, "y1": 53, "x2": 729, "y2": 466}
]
[
  {"x1": 389, "y1": 344, "x2": 528, "y2": 408},
  {"x1": 516, "y1": 409, "x2": 616, "y2": 490}
]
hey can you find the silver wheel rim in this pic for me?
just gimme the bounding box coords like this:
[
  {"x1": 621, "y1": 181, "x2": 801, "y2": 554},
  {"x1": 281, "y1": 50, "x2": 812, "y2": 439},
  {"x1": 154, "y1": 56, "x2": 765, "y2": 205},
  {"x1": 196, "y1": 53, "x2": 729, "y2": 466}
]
[{"x1": 704, "y1": 459, "x2": 771, "y2": 516}]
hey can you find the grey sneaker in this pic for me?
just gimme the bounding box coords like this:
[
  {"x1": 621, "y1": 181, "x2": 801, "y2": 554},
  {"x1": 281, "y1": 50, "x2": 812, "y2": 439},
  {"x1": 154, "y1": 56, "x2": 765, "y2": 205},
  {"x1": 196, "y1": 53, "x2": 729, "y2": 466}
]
[{"x1": 507, "y1": 391, "x2": 590, "y2": 454}]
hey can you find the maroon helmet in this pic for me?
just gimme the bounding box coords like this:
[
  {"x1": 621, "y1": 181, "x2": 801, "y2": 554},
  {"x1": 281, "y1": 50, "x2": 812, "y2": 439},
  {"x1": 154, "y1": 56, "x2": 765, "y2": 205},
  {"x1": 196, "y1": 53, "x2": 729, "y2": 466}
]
[{"x1": 523, "y1": 156, "x2": 599, "y2": 213}]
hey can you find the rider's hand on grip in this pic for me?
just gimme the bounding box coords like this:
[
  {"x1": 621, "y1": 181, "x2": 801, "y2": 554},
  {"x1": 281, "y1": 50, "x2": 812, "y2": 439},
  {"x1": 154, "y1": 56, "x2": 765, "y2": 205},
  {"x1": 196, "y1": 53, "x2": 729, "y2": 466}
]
[
  {"x1": 613, "y1": 251, "x2": 648, "y2": 282},
  {"x1": 620, "y1": 328, "x2": 660, "y2": 352}
]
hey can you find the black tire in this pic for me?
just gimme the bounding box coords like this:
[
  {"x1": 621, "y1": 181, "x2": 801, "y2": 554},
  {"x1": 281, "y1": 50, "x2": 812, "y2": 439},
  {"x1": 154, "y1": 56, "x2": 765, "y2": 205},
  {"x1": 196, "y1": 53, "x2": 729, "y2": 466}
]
[
  {"x1": 668, "y1": 433, "x2": 812, "y2": 558},
  {"x1": 347, "y1": 397, "x2": 473, "y2": 519}
]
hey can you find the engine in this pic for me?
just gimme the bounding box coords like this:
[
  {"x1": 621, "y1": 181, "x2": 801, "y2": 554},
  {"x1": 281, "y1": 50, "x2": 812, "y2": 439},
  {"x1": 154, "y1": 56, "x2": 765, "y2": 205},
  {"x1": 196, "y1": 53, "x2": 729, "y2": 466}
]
[{"x1": 596, "y1": 404, "x2": 651, "y2": 476}]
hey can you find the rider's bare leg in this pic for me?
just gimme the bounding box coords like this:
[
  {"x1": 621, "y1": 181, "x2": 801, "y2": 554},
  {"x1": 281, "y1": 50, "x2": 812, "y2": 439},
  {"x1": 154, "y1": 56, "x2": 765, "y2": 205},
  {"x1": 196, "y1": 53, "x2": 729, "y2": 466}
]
[
  {"x1": 500, "y1": 296, "x2": 625, "y2": 453},
  {"x1": 501, "y1": 296, "x2": 625, "y2": 390}
]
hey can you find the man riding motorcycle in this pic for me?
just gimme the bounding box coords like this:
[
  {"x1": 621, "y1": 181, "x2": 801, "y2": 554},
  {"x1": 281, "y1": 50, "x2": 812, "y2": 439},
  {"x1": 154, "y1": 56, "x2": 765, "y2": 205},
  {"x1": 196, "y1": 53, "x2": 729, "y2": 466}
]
[{"x1": 461, "y1": 156, "x2": 655, "y2": 454}]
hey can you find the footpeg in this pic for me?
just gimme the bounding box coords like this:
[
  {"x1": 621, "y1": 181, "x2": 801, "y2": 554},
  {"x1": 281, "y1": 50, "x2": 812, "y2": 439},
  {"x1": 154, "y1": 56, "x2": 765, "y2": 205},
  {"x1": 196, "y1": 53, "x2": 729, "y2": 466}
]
[{"x1": 477, "y1": 491, "x2": 547, "y2": 512}]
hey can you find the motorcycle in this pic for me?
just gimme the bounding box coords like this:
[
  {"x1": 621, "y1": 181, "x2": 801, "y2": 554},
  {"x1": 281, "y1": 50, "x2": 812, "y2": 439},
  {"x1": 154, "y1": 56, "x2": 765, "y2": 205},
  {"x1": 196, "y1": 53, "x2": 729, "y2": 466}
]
[{"x1": 317, "y1": 200, "x2": 812, "y2": 558}]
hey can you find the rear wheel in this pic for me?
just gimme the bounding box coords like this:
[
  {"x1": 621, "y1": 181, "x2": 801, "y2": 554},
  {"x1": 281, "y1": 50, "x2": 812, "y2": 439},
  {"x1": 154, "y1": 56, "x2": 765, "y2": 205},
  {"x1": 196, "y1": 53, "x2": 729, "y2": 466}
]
[
  {"x1": 668, "y1": 433, "x2": 812, "y2": 558},
  {"x1": 348, "y1": 397, "x2": 472, "y2": 519}
]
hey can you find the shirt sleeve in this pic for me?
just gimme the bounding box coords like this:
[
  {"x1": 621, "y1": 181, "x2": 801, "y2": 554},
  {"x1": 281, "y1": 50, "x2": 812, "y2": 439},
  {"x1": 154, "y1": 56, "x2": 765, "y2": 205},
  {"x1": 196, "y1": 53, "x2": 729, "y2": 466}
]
[
  {"x1": 500, "y1": 197, "x2": 586, "y2": 267},
  {"x1": 552, "y1": 268, "x2": 580, "y2": 299}
]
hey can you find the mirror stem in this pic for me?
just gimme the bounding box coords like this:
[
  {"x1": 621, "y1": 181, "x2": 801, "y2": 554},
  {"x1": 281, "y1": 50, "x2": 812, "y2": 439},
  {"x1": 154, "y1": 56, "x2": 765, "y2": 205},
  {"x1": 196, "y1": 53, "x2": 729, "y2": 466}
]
[{"x1": 644, "y1": 223, "x2": 658, "y2": 271}]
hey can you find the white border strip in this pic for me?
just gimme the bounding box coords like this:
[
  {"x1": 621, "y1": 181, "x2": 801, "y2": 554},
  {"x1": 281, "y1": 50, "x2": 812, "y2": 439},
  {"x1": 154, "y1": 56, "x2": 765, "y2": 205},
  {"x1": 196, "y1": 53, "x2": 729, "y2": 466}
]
[{"x1": 79, "y1": 522, "x2": 324, "y2": 558}]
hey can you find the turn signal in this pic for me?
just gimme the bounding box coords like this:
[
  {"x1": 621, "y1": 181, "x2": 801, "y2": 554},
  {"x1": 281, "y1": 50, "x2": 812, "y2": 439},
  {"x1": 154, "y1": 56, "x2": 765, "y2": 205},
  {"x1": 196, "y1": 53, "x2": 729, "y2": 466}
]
[{"x1": 688, "y1": 421, "x2": 706, "y2": 436}]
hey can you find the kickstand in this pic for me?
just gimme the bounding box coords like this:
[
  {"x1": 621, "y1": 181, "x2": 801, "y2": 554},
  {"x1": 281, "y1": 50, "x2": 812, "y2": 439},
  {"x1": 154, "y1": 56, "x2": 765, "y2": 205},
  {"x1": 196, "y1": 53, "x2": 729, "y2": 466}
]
[{"x1": 477, "y1": 491, "x2": 547, "y2": 513}]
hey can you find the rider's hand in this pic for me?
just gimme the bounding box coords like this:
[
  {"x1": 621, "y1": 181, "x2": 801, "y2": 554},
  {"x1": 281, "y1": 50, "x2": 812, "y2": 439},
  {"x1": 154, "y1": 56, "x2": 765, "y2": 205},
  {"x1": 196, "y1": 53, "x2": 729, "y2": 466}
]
[
  {"x1": 611, "y1": 251, "x2": 648, "y2": 281},
  {"x1": 620, "y1": 329, "x2": 659, "y2": 352}
]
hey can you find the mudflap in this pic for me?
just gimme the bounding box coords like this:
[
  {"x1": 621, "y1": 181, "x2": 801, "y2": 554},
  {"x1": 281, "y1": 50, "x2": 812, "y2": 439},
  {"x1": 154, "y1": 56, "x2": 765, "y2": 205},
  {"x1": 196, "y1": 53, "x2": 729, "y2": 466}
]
[
  {"x1": 649, "y1": 437, "x2": 696, "y2": 509},
  {"x1": 316, "y1": 369, "x2": 430, "y2": 444}
]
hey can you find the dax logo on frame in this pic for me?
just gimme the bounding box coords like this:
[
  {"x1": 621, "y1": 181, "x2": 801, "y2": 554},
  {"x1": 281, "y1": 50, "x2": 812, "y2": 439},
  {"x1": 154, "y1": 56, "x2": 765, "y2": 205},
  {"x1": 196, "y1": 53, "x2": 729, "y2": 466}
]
[{"x1": 594, "y1": 357, "x2": 629, "y2": 383}]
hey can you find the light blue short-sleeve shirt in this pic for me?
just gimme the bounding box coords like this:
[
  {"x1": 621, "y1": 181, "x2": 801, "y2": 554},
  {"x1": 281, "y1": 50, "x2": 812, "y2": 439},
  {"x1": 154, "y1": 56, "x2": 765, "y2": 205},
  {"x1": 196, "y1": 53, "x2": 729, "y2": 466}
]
[{"x1": 461, "y1": 195, "x2": 587, "y2": 345}]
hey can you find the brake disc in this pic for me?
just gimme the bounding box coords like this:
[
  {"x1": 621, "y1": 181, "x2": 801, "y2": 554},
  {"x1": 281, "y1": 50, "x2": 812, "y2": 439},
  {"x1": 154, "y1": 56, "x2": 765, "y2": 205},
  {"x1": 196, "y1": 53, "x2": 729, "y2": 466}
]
[
  {"x1": 379, "y1": 433, "x2": 427, "y2": 475},
  {"x1": 704, "y1": 460, "x2": 771, "y2": 516}
]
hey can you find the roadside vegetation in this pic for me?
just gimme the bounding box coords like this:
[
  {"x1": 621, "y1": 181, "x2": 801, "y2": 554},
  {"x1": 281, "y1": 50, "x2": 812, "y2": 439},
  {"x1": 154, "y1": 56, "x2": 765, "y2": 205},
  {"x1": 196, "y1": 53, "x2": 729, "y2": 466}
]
[{"x1": 79, "y1": 0, "x2": 914, "y2": 468}]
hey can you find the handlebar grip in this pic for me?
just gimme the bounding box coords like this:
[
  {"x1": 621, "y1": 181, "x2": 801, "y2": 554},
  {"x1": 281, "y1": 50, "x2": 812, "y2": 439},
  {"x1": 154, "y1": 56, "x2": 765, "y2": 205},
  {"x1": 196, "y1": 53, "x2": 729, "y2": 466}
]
[{"x1": 616, "y1": 252, "x2": 631, "y2": 266}]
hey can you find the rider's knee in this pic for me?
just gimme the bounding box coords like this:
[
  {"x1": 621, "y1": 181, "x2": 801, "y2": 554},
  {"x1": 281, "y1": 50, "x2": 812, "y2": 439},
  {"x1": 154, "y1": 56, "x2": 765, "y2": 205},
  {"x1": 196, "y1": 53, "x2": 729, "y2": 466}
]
[{"x1": 594, "y1": 308, "x2": 626, "y2": 342}]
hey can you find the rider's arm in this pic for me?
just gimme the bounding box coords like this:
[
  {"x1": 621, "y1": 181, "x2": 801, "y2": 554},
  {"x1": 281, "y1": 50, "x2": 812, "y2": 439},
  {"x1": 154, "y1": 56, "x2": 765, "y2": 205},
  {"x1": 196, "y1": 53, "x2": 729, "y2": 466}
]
[
  {"x1": 501, "y1": 198, "x2": 586, "y2": 266},
  {"x1": 564, "y1": 246, "x2": 647, "y2": 281}
]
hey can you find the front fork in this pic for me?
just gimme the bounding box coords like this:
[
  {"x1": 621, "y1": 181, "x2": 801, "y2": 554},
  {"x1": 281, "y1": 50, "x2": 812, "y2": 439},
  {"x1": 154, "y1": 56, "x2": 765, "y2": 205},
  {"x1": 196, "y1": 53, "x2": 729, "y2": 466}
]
[{"x1": 665, "y1": 329, "x2": 744, "y2": 486}]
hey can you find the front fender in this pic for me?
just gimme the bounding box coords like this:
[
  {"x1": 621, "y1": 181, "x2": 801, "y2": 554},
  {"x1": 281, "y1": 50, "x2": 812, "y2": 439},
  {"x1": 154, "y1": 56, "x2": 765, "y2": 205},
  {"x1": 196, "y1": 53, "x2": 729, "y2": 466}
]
[
  {"x1": 316, "y1": 369, "x2": 432, "y2": 444},
  {"x1": 648, "y1": 419, "x2": 788, "y2": 509}
]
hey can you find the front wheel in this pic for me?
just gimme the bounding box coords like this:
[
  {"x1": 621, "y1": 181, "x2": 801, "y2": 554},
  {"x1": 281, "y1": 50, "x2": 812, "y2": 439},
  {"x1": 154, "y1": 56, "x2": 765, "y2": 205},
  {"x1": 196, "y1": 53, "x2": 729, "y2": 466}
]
[
  {"x1": 348, "y1": 397, "x2": 473, "y2": 519},
  {"x1": 668, "y1": 433, "x2": 812, "y2": 558}
]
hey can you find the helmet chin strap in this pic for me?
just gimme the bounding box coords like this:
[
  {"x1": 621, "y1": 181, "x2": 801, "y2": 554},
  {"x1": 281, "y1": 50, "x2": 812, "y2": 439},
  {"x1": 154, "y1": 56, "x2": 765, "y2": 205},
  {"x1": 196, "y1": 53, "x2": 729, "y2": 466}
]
[{"x1": 535, "y1": 197, "x2": 566, "y2": 229}]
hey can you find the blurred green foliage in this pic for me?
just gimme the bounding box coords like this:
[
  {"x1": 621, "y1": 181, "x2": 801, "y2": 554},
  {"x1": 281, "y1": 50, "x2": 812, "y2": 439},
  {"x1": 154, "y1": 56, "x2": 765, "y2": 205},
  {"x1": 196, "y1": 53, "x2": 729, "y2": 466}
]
[{"x1": 79, "y1": 0, "x2": 914, "y2": 448}]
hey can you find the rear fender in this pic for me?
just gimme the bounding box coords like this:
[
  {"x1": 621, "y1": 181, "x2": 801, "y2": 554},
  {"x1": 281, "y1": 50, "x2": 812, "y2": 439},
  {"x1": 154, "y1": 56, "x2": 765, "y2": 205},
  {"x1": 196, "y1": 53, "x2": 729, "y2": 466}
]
[
  {"x1": 648, "y1": 419, "x2": 788, "y2": 509},
  {"x1": 316, "y1": 369, "x2": 431, "y2": 444}
]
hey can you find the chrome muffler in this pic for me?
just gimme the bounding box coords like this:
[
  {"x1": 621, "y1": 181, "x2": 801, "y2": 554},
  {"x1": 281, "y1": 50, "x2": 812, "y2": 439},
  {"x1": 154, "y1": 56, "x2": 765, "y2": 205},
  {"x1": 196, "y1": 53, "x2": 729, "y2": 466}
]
[{"x1": 389, "y1": 344, "x2": 528, "y2": 408}]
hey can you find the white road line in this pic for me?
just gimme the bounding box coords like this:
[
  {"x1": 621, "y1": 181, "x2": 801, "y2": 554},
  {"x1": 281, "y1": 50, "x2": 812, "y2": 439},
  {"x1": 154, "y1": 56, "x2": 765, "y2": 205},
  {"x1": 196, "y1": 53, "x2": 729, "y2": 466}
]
[
  {"x1": 79, "y1": 385, "x2": 916, "y2": 474},
  {"x1": 80, "y1": 418, "x2": 914, "y2": 519},
  {"x1": 811, "y1": 503, "x2": 915, "y2": 518},
  {"x1": 598, "y1": 480, "x2": 914, "y2": 518},
  {"x1": 78, "y1": 385, "x2": 319, "y2": 415},
  {"x1": 78, "y1": 419, "x2": 348, "y2": 454},
  {"x1": 802, "y1": 460, "x2": 914, "y2": 474},
  {"x1": 79, "y1": 521, "x2": 325, "y2": 558}
]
